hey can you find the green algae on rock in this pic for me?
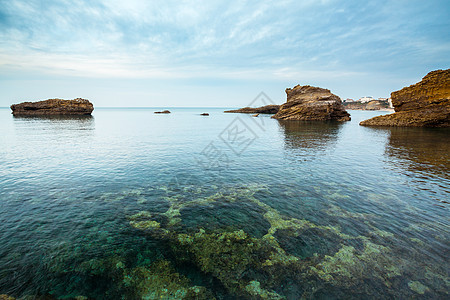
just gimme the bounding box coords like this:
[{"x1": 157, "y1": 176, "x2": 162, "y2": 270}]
[{"x1": 123, "y1": 260, "x2": 214, "y2": 299}]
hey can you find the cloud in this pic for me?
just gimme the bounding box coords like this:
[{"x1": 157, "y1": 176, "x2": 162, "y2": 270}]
[{"x1": 0, "y1": 0, "x2": 449, "y2": 85}]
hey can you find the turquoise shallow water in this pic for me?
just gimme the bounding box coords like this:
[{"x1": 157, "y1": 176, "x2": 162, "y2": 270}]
[{"x1": 0, "y1": 107, "x2": 448, "y2": 299}]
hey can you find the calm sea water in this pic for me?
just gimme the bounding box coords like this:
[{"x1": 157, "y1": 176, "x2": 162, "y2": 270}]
[{"x1": 0, "y1": 107, "x2": 448, "y2": 299}]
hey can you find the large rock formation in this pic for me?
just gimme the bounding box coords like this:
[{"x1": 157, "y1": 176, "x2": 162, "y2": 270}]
[
  {"x1": 10, "y1": 98, "x2": 94, "y2": 116},
  {"x1": 360, "y1": 69, "x2": 450, "y2": 127},
  {"x1": 224, "y1": 105, "x2": 280, "y2": 114},
  {"x1": 272, "y1": 85, "x2": 350, "y2": 121}
]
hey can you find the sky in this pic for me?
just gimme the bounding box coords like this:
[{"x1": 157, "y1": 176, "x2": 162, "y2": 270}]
[{"x1": 0, "y1": 0, "x2": 449, "y2": 107}]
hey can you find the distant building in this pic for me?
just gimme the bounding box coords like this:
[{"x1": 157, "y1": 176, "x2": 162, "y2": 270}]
[{"x1": 358, "y1": 96, "x2": 374, "y2": 103}]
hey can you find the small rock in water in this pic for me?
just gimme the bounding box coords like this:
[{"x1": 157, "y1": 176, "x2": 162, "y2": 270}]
[
  {"x1": 154, "y1": 110, "x2": 171, "y2": 114},
  {"x1": 252, "y1": 114, "x2": 259, "y2": 117},
  {"x1": 200, "y1": 113, "x2": 209, "y2": 116}
]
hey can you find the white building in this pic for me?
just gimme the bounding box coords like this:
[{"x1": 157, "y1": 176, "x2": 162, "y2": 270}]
[{"x1": 358, "y1": 96, "x2": 374, "y2": 103}]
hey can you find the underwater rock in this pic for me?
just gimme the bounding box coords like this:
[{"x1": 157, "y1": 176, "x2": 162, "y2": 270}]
[
  {"x1": 123, "y1": 260, "x2": 213, "y2": 299},
  {"x1": 360, "y1": 69, "x2": 450, "y2": 127},
  {"x1": 172, "y1": 229, "x2": 284, "y2": 299},
  {"x1": 121, "y1": 183, "x2": 449, "y2": 299},
  {"x1": 224, "y1": 105, "x2": 280, "y2": 114},
  {"x1": 245, "y1": 281, "x2": 284, "y2": 300},
  {"x1": 272, "y1": 85, "x2": 350, "y2": 121},
  {"x1": 408, "y1": 281, "x2": 430, "y2": 295},
  {"x1": 154, "y1": 110, "x2": 171, "y2": 114},
  {"x1": 10, "y1": 98, "x2": 94, "y2": 116}
]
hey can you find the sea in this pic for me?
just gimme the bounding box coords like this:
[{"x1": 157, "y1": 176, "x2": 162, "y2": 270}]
[{"x1": 0, "y1": 107, "x2": 448, "y2": 299}]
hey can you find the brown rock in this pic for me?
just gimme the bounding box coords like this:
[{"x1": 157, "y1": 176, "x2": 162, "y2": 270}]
[
  {"x1": 154, "y1": 110, "x2": 171, "y2": 114},
  {"x1": 200, "y1": 113, "x2": 209, "y2": 116},
  {"x1": 272, "y1": 85, "x2": 350, "y2": 121},
  {"x1": 252, "y1": 113, "x2": 259, "y2": 117},
  {"x1": 224, "y1": 105, "x2": 280, "y2": 114},
  {"x1": 10, "y1": 98, "x2": 93, "y2": 116},
  {"x1": 360, "y1": 69, "x2": 450, "y2": 127}
]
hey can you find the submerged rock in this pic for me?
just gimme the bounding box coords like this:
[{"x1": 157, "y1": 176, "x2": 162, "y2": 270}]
[
  {"x1": 154, "y1": 110, "x2": 171, "y2": 114},
  {"x1": 10, "y1": 98, "x2": 93, "y2": 116},
  {"x1": 224, "y1": 105, "x2": 280, "y2": 114},
  {"x1": 272, "y1": 85, "x2": 350, "y2": 121},
  {"x1": 360, "y1": 69, "x2": 450, "y2": 127}
]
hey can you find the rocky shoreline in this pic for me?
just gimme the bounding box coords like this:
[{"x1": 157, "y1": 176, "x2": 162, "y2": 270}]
[{"x1": 360, "y1": 69, "x2": 450, "y2": 127}]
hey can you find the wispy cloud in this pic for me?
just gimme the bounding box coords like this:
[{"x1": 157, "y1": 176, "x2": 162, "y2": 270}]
[{"x1": 0, "y1": 0, "x2": 449, "y2": 104}]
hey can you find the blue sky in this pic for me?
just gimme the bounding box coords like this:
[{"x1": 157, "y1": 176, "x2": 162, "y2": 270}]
[{"x1": 0, "y1": 0, "x2": 449, "y2": 107}]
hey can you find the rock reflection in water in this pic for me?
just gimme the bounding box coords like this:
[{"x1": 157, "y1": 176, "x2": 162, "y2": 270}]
[
  {"x1": 383, "y1": 127, "x2": 450, "y2": 179},
  {"x1": 13, "y1": 115, "x2": 95, "y2": 133},
  {"x1": 277, "y1": 120, "x2": 343, "y2": 157}
]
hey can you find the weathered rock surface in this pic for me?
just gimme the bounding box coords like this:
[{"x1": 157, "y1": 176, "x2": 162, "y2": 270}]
[
  {"x1": 360, "y1": 69, "x2": 450, "y2": 127},
  {"x1": 224, "y1": 105, "x2": 280, "y2": 114},
  {"x1": 154, "y1": 110, "x2": 171, "y2": 114},
  {"x1": 272, "y1": 85, "x2": 350, "y2": 121},
  {"x1": 10, "y1": 98, "x2": 93, "y2": 116}
]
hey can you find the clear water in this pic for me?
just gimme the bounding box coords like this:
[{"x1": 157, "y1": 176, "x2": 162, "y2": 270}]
[{"x1": 0, "y1": 108, "x2": 448, "y2": 299}]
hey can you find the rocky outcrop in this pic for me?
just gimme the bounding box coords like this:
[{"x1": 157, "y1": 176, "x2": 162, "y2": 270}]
[
  {"x1": 10, "y1": 98, "x2": 94, "y2": 116},
  {"x1": 224, "y1": 105, "x2": 280, "y2": 114},
  {"x1": 154, "y1": 110, "x2": 171, "y2": 114},
  {"x1": 272, "y1": 85, "x2": 350, "y2": 121},
  {"x1": 360, "y1": 69, "x2": 450, "y2": 127},
  {"x1": 344, "y1": 100, "x2": 391, "y2": 111}
]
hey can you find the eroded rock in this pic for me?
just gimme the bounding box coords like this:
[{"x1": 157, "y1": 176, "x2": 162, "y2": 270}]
[
  {"x1": 272, "y1": 85, "x2": 350, "y2": 121},
  {"x1": 360, "y1": 69, "x2": 450, "y2": 127},
  {"x1": 10, "y1": 98, "x2": 93, "y2": 116}
]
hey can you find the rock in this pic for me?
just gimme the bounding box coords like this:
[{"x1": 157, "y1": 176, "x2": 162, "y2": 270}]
[
  {"x1": 154, "y1": 110, "x2": 171, "y2": 114},
  {"x1": 252, "y1": 114, "x2": 259, "y2": 117},
  {"x1": 224, "y1": 105, "x2": 280, "y2": 114},
  {"x1": 200, "y1": 113, "x2": 209, "y2": 116},
  {"x1": 360, "y1": 69, "x2": 450, "y2": 127},
  {"x1": 10, "y1": 98, "x2": 93, "y2": 116},
  {"x1": 272, "y1": 85, "x2": 350, "y2": 121}
]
